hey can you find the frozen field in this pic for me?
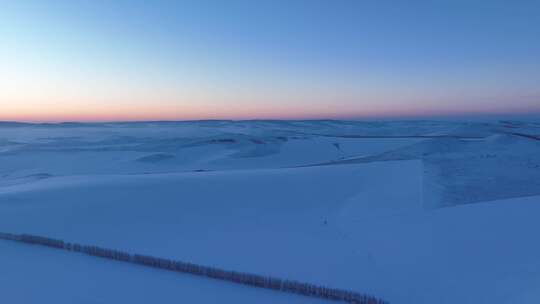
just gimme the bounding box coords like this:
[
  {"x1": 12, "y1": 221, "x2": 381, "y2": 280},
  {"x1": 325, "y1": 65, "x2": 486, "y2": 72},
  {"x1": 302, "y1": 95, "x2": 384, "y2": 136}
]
[{"x1": 1, "y1": 120, "x2": 540, "y2": 303}]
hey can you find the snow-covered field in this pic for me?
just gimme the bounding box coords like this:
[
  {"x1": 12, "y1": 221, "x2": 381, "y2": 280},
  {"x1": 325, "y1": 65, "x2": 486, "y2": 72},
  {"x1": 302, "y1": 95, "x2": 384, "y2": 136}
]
[{"x1": 1, "y1": 120, "x2": 540, "y2": 303}]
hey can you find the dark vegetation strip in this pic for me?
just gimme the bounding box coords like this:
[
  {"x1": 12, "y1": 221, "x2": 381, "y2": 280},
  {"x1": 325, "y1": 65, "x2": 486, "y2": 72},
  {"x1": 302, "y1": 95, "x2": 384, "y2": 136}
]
[
  {"x1": 510, "y1": 132, "x2": 540, "y2": 141},
  {"x1": 0, "y1": 232, "x2": 388, "y2": 304},
  {"x1": 304, "y1": 133, "x2": 485, "y2": 139}
]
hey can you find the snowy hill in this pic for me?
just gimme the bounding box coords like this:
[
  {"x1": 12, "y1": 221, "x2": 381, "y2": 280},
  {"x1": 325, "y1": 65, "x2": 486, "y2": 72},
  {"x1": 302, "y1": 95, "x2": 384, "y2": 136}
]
[{"x1": 1, "y1": 120, "x2": 540, "y2": 303}]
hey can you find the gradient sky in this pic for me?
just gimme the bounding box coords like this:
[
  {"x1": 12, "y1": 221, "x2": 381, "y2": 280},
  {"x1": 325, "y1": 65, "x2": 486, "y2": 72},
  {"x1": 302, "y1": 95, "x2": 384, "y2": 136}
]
[{"x1": 1, "y1": 0, "x2": 540, "y2": 121}]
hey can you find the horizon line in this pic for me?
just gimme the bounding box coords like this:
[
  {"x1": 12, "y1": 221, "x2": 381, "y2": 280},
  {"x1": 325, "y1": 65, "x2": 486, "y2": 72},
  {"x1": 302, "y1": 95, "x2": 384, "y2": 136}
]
[{"x1": 2, "y1": 113, "x2": 540, "y2": 125}]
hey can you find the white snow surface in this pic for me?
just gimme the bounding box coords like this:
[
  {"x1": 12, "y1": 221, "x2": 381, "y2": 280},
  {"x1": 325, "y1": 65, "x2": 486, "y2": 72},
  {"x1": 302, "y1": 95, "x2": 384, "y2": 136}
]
[{"x1": 1, "y1": 120, "x2": 540, "y2": 304}]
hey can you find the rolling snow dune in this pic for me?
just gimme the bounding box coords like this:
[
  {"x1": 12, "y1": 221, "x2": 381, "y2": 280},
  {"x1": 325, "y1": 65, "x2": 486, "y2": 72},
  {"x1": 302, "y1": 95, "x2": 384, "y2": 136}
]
[
  {"x1": 0, "y1": 160, "x2": 421, "y2": 302},
  {"x1": 1, "y1": 159, "x2": 540, "y2": 303},
  {"x1": 2, "y1": 120, "x2": 540, "y2": 303}
]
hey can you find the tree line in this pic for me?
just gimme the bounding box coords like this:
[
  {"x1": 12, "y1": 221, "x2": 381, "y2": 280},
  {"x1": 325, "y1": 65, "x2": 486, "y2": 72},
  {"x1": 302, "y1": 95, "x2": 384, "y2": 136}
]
[{"x1": 0, "y1": 232, "x2": 388, "y2": 304}]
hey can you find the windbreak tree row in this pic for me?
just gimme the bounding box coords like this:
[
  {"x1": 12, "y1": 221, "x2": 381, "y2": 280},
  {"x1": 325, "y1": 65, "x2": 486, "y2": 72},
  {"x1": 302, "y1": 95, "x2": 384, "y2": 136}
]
[{"x1": 0, "y1": 232, "x2": 388, "y2": 304}]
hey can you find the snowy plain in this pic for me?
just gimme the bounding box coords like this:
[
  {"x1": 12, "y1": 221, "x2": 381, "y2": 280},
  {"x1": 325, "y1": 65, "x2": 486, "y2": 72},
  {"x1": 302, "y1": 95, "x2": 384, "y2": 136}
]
[{"x1": 1, "y1": 120, "x2": 540, "y2": 303}]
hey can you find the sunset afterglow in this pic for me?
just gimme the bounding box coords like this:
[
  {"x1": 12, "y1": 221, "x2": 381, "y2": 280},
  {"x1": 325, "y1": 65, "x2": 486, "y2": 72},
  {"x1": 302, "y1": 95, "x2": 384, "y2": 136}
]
[{"x1": 1, "y1": 1, "x2": 539, "y2": 121}]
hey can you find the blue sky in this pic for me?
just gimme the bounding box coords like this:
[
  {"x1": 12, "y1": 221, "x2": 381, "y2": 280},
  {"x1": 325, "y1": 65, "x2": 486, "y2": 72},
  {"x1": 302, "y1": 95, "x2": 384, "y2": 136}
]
[{"x1": 1, "y1": 0, "x2": 539, "y2": 121}]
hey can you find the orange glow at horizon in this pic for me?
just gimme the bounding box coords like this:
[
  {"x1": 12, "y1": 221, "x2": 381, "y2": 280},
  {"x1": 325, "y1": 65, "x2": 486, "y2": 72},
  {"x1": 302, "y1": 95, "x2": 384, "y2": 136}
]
[
  {"x1": 2, "y1": 88, "x2": 539, "y2": 122},
  {"x1": 3, "y1": 100, "x2": 539, "y2": 123}
]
